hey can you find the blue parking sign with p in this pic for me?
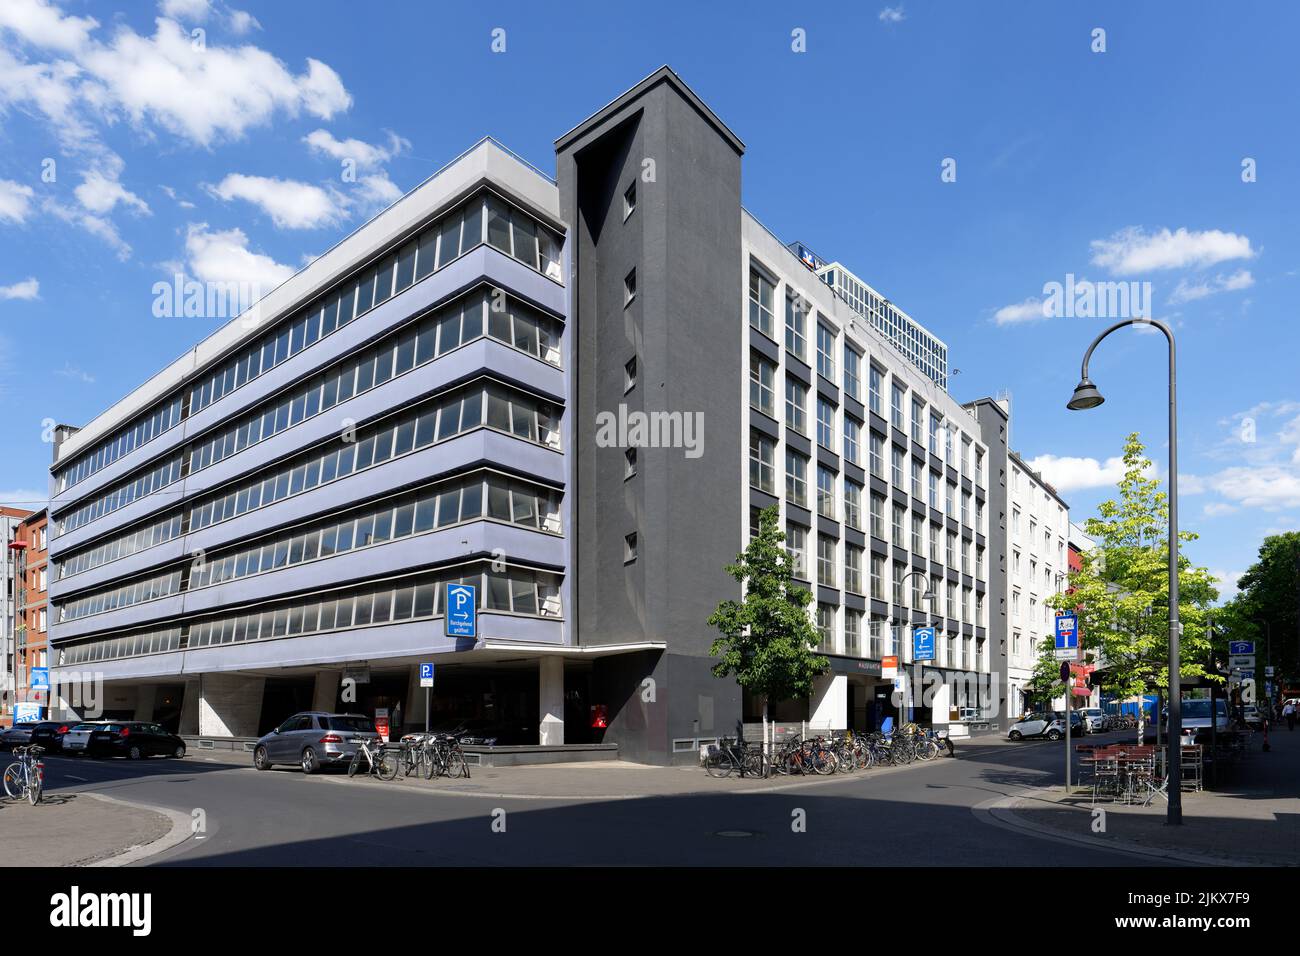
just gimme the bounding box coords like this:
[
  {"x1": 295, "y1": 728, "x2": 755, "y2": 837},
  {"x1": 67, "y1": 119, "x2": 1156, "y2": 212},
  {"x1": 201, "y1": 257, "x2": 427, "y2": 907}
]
[
  {"x1": 913, "y1": 626, "x2": 936, "y2": 662},
  {"x1": 445, "y1": 583, "x2": 477, "y2": 637}
]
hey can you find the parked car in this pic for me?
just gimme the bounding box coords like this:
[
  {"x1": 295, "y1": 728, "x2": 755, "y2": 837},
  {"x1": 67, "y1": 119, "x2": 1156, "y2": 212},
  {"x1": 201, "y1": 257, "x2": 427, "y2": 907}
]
[
  {"x1": 1242, "y1": 705, "x2": 1264, "y2": 727},
  {"x1": 28, "y1": 721, "x2": 74, "y2": 753},
  {"x1": 437, "y1": 717, "x2": 533, "y2": 746},
  {"x1": 253, "y1": 712, "x2": 379, "y2": 774},
  {"x1": 0, "y1": 722, "x2": 38, "y2": 751},
  {"x1": 1078, "y1": 708, "x2": 1107, "y2": 733},
  {"x1": 62, "y1": 721, "x2": 186, "y2": 759},
  {"x1": 1008, "y1": 711, "x2": 1085, "y2": 741},
  {"x1": 1162, "y1": 698, "x2": 1228, "y2": 738}
]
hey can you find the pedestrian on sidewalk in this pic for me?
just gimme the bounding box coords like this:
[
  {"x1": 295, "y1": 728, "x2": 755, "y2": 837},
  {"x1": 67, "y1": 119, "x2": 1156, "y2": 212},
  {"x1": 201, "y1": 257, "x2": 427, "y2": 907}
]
[{"x1": 1283, "y1": 700, "x2": 1295, "y2": 731}]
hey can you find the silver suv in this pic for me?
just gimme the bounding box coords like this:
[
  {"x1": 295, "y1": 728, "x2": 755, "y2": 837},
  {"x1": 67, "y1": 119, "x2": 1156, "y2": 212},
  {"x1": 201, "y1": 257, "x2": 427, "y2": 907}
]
[{"x1": 253, "y1": 712, "x2": 379, "y2": 774}]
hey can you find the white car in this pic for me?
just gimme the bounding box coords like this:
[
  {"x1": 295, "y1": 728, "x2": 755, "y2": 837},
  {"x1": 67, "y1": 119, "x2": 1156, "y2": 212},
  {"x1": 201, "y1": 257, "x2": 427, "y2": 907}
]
[
  {"x1": 1008, "y1": 712, "x2": 1083, "y2": 741},
  {"x1": 1078, "y1": 707, "x2": 1107, "y2": 733},
  {"x1": 1163, "y1": 698, "x2": 1228, "y2": 738},
  {"x1": 60, "y1": 721, "x2": 111, "y2": 754}
]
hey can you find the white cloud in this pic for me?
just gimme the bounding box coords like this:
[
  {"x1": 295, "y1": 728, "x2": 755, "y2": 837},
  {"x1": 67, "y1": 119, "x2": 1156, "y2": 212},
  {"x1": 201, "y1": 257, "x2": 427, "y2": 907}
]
[
  {"x1": 54, "y1": 361, "x2": 94, "y2": 382},
  {"x1": 879, "y1": 6, "x2": 906, "y2": 22},
  {"x1": 0, "y1": 0, "x2": 97, "y2": 54},
  {"x1": 80, "y1": 19, "x2": 351, "y2": 147},
  {"x1": 0, "y1": 179, "x2": 35, "y2": 223},
  {"x1": 1207, "y1": 466, "x2": 1300, "y2": 510},
  {"x1": 227, "y1": 9, "x2": 260, "y2": 34},
  {"x1": 0, "y1": 277, "x2": 40, "y2": 300},
  {"x1": 43, "y1": 197, "x2": 131, "y2": 258},
  {"x1": 1202, "y1": 502, "x2": 1237, "y2": 517},
  {"x1": 1024, "y1": 454, "x2": 1150, "y2": 493},
  {"x1": 303, "y1": 128, "x2": 408, "y2": 171},
  {"x1": 183, "y1": 221, "x2": 294, "y2": 293},
  {"x1": 1090, "y1": 226, "x2": 1254, "y2": 276},
  {"x1": 209, "y1": 173, "x2": 342, "y2": 229},
  {"x1": 1167, "y1": 269, "x2": 1254, "y2": 305},
  {"x1": 158, "y1": 0, "x2": 211, "y2": 21},
  {"x1": 74, "y1": 168, "x2": 150, "y2": 215},
  {"x1": 994, "y1": 296, "x2": 1048, "y2": 325},
  {"x1": 1209, "y1": 569, "x2": 1244, "y2": 601}
]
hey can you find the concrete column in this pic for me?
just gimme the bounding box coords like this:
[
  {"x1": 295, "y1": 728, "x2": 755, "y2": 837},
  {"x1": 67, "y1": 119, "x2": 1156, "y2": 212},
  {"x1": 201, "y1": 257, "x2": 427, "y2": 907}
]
[
  {"x1": 930, "y1": 680, "x2": 951, "y2": 729},
  {"x1": 809, "y1": 673, "x2": 847, "y2": 731},
  {"x1": 198, "y1": 673, "x2": 265, "y2": 737},
  {"x1": 311, "y1": 670, "x2": 340, "y2": 713},
  {"x1": 538, "y1": 656, "x2": 564, "y2": 745},
  {"x1": 402, "y1": 665, "x2": 426, "y2": 733},
  {"x1": 133, "y1": 685, "x2": 157, "y2": 721},
  {"x1": 178, "y1": 679, "x2": 200, "y2": 735}
]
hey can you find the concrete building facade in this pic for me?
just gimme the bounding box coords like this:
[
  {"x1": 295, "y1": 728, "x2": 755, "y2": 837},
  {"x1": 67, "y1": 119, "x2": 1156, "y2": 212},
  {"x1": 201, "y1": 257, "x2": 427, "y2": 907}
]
[
  {"x1": 1, "y1": 505, "x2": 34, "y2": 726},
  {"x1": 45, "y1": 66, "x2": 1031, "y2": 761}
]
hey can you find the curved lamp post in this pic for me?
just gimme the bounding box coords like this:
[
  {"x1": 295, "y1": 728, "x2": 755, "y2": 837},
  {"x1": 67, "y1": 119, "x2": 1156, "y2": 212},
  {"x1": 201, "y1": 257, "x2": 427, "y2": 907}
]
[
  {"x1": 1067, "y1": 318, "x2": 1182, "y2": 825},
  {"x1": 896, "y1": 570, "x2": 935, "y2": 727}
]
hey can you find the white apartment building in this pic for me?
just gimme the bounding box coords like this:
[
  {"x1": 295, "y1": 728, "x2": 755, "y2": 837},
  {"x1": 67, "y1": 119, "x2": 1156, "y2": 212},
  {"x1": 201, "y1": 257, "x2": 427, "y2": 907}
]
[{"x1": 1005, "y1": 451, "x2": 1070, "y2": 717}]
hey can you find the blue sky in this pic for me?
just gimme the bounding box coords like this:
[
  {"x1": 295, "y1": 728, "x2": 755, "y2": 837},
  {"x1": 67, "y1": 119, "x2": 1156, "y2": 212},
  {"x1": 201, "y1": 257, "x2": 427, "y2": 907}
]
[{"x1": 1, "y1": 0, "x2": 1296, "y2": 598}]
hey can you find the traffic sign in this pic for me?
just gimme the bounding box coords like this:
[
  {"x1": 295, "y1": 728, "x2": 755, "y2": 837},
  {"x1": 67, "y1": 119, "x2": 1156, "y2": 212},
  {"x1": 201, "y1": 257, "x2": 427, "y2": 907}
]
[
  {"x1": 913, "y1": 627, "x2": 936, "y2": 662},
  {"x1": 30, "y1": 667, "x2": 48, "y2": 689},
  {"x1": 882, "y1": 655, "x2": 898, "y2": 680},
  {"x1": 1229, "y1": 654, "x2": 1256, "y2": 670},
  {"x1": 1054, "y1": 613, "x2": 1079, "y2": 660},
  {"x1": 1228, "y1": 641, "x2": 1255, "y2": 656},
  {"x1": 444, "y1": 583, "x2": 478, "y2": 637},
  {"x1": 419, "y1": 663, "x2": 435, "y2": 688}
]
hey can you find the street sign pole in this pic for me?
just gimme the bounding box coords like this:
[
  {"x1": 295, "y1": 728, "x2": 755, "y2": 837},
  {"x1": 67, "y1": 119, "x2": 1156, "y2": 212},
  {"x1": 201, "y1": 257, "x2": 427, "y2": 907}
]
[{"x1": 1061, "y1": 660, "x2": 1071, "y2": 794}]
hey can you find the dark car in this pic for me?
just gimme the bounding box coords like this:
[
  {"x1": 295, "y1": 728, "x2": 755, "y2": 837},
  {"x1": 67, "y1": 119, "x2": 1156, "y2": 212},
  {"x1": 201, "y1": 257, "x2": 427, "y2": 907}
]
[
  {"x1": 439, "y1": 717, "x2": 533, "y2": 746},
  {"x1": 28, "y1": 721, "x2": 73, "y2": 754},
  {"x1": 0, "y1": 723, "x2": 38, "y2": 751},
  {"x1": 62, "y1": 721, "x2": 187, "y2": 760},
  {"x1": 253, "y1": 712, "x2": 380, "y2": 774}
]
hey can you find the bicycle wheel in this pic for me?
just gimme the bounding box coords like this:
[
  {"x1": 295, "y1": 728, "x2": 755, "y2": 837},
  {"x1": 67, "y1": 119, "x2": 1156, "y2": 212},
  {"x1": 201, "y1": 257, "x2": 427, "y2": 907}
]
[
  {"x1": 447, "y1": 751, "x2": 469, "y2": 779},
  {"x1": 742, "y1": 751, "x2": 768, "y2": 779},
  {"x1": 3, "y1": 763, "x2": 23, "y2": 799},
  {"x1": 376, "y1": 750, "x2": 401, "y2": 781},
  {"x1": 28, "y1": 766, "x2": 42, "y2": 806},
  {"x1": 704, "y1": 749, "x2": 735, "y2": 778},
  {"x1": 421, "y1": 749, "x2": 436, "y2": 780},
  {"x1": 347, "y1": 752, "x2": 362, "y2": 778}
]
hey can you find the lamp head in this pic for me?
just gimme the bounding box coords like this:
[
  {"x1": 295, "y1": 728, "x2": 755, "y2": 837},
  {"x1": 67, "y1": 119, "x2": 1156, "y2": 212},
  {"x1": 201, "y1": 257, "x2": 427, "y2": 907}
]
[{"x1": 1067, "y1": 379, "x2": 1105, "y2": 411}]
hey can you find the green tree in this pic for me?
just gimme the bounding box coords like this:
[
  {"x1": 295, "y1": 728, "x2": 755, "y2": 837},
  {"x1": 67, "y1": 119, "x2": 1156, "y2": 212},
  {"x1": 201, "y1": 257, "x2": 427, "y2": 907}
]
[
  {"x1": 1025, "y1": 634, "x2": 1067, "y2": 709},
  {"x1": 707, "y1": 505, "x2": 829, "y2": 720},
  {"x1": 1046, "y1": 433, "x2": 1220, "y2": 724},
  {"x1": 1218, "y1": 531, "x2": 1300, "y2": 699}
]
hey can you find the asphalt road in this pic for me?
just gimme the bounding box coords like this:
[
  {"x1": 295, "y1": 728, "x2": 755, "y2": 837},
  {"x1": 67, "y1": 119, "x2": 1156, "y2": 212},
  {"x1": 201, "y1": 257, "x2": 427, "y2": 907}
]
[{"x1": 30, "y1": 729, "x2": 1164, "y2": 866}]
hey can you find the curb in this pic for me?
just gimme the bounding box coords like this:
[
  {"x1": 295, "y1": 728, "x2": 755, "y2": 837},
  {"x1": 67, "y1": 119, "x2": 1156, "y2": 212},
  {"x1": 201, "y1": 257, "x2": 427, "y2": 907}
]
[
  {"x1": 973, "y1": 787, "x2": 1255, "y2": 867},
  {"x1": 79, "y1": 792, "x2": 196, "y2": 867}
]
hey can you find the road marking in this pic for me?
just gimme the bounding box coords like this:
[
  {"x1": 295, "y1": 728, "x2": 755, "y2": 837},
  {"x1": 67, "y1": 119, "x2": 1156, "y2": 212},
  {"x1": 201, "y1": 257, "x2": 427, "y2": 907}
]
[{"x1": 65, "y1": 774, "x2": 88, "y2": 781}]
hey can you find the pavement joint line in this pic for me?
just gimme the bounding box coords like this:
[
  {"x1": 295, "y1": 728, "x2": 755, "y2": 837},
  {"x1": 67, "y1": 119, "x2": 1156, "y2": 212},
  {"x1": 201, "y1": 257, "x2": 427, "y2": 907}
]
[
  {"x1": 73, "y1": 792, "x2": 197, "y2": 868},
  {"x1": 972, "y1": 786, "x2": 1256, "y2": 868}
]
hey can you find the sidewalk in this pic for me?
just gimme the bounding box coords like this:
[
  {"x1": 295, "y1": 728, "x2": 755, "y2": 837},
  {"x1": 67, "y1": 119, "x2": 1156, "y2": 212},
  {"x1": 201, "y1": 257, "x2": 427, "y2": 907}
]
[
  {"x1": 1002, "y1": 725, "x2": 1300, "y2": 865},
  {"x1": 0, "y1": 792, "x2": 183, "y2": 866},
  {"x1": 322, "y1": 751, "x2": 960, "y2": 800}
]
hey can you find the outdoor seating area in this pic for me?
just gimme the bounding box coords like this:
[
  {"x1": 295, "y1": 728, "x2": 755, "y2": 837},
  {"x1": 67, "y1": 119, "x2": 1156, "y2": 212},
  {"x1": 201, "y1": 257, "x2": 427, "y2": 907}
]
[{"x1": 1077, "y1": 743, "x2": 1205, "y2": 806}]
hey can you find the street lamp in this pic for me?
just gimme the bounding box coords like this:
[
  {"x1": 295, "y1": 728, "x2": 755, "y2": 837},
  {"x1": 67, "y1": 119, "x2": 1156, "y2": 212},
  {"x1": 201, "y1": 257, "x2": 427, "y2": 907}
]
[
  {"x1": 897, "y1": 570, "x2": 934, "y2": 728},
  {"x1": 1067, "y1": 318, "x2": 1183, "y2": 825}
]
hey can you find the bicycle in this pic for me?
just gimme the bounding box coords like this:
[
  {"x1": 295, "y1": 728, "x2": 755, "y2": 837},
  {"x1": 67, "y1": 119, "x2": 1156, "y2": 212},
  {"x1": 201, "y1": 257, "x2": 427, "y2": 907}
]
[
  {"x1": 704, "y1": 736, "x2": 768, "y2": 778},
  {"x1": 3, "y1": 745, "x2": 45, "y2": 805},
  {"x1": 347, "y1": 737, "x2": 400, "y2": 781},
  {"x1": 427, "y1": 732, "x2": 471, "y2": 779}
]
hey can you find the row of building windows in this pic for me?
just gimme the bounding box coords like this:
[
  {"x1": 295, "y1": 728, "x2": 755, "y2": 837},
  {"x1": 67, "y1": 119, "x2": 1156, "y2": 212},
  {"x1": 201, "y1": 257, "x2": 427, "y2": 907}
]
[
  {"x1": 54, "y1": 562, "x2": 563, "y2": 666},
  {"x1": 811, "y1": 604, "x2": 984, "y2": 669},
  {"x1": 55, "y1": 470, "x2": 562, "y2": 623},
  {"x1": 54, "y1": 379, "x2": 560, "y2": 580},
  {"x1": 54, "y1": 190, "x2": 565, "y2": 494},
  {"x1": 57, "y1": 286, "x2": 563, "y2": 539},
  {"x1": 745, "y1": 312, "x2": 985, "y2": 486}
]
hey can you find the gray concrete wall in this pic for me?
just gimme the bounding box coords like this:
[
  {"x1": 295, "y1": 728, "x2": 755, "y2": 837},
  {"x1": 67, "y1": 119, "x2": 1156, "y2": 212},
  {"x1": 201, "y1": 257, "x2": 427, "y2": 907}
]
[{"x1": 971, "y1": 399, "x2": 1011, "y2": 729}]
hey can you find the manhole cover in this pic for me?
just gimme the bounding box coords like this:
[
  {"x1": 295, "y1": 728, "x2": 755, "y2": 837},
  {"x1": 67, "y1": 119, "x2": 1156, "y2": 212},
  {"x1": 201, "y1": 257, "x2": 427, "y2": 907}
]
[{"x1": 714, "y1": 829, "x2": 758, "y2": 838}]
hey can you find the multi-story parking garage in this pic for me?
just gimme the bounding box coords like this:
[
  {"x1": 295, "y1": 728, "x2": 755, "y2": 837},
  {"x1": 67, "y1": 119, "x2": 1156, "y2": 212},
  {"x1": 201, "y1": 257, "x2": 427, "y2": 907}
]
[{"x1": 48, "y1": 67, "x2": 1031, "y2": 763}]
